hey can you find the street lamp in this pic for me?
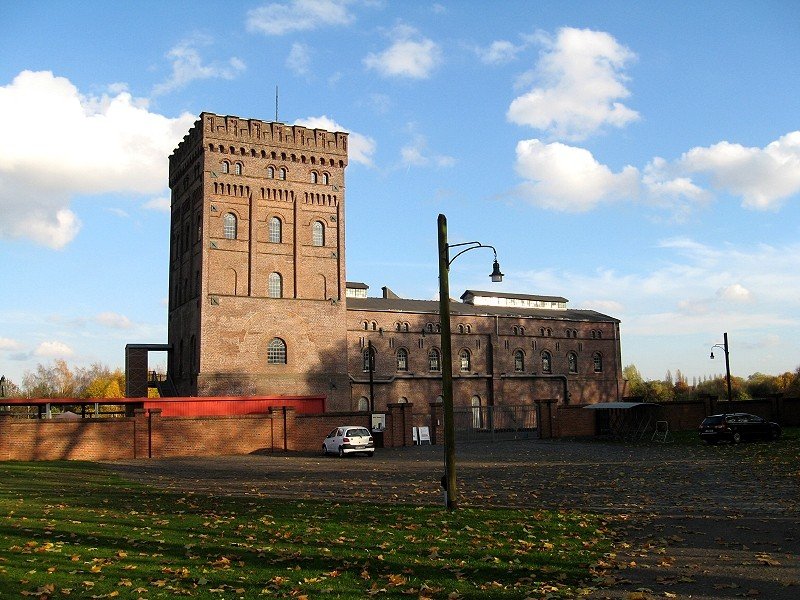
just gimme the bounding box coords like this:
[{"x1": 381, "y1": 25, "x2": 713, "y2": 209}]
[
  {"x1": 437, "y1": 213, "x2": 502, "y2": 511},
  {"x1": 710, "y1": 332, "x2": 733, "y2": 403}
]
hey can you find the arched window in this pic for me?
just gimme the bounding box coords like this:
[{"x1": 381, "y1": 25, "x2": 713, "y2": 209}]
[
  {"x1": 357, "y1": 397, "x2": 369, "y2": 411},
  {"x1": 403, "y1": 322, "x2": 409, "y2": 332},
  {"x1": 267, "y1": 166, "x2": 275, "y2": 178},
  {"x1": 426, "y1": 323, "x2": 434, "y2": 332},
  {"x1": 471, "y1": 396, "x2": 483, "y2": 428},
  {"x1": 457, "y1": 324, "x2": 465, "y2": 334},
  {"x1": 593, "y1": 352, "x2": 603, "y2": 373},
  {"x1": 312, "y1": 221, "x2": 325, "y2": 246},
  {"x1": 568, "y1": 352, "x2": 578, "y2": 374},
  {"x1": 541, "y1": 351, "x2": 552, "y2": 373},
  {"x1": 396, "y1": 348, "x2": 408, "y2": 371},
  {"x1": 269, "y1": 217, "x2": 282, "y2": 243},
  {"x1": 512, "y1": 326, "x2": 518, "y2": 335},
  {"x1": 459, "y1": 349, "x2": 471, "y2": 372},
  {"x1": 268, "y1": 272, "x2": 282, "y2": 298},
  {"x1": 223, "y1": 213, "x2": 237, "y2": 239},
  {"x1": 267, "y1": 338, "x2": 287, "y2": 364},
  {"x1": 398, "y1": 397, "x2": 408, "y2": 404},
  {"x1": 362, "y1": 347, "x2": 375, "y2": 372},
  {"x1": 310, "y1": 171, "x2": 318, "y2": 184},
  {"x1": 322, "y1": 172, "x2": 329, "y2": 185},
  {"x1": 428, "y1": 348, "x2": 441, "y2": 371},
  {"x1": 514, "y1": 350, "x2": 524, "y2": 372},
  {"x1": 234, "y1": 162, "x2": 242, "y2": 175},
  {"x1": 278, "y1": 167, "x2": 287, "y2": 180},
  {"x1": 221, "y1": 161, "x2": 230, "y2": 174}
]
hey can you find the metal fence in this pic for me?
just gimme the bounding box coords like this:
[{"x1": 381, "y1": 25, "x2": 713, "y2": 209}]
[{"x1": 452, "y1": 404, "x2": 539, "y2": 443}]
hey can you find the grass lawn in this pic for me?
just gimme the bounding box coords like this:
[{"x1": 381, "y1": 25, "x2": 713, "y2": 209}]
[{"x1": 0, "y1": 462, "x2": 612, "y2": 599}]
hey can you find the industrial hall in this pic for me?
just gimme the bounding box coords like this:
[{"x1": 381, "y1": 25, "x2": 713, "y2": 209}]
[{"x1": 159, "y1": 112, "x2": 623, "y2": 416}]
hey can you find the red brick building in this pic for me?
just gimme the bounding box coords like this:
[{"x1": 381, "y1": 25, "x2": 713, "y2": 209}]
[{"x1": 164, "y1": 112, "x2": 623, "y2": 413}]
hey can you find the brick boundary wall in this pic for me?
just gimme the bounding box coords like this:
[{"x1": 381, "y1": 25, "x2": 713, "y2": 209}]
[{"x1": 0, "y1": 404, "x2": 414, "y2": 462}]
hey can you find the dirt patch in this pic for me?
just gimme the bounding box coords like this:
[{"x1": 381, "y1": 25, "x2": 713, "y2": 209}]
[{"x1": 107, "y1": 439, "x2": 799, "y2": 599}]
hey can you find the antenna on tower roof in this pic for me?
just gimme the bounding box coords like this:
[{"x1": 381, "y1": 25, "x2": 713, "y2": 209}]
[{"x1": 275, "y1": 86, "x2": 279, "y2": 123}]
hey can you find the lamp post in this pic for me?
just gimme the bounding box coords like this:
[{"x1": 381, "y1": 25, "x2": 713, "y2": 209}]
[
  {"x1": 710, "y1": 332, "x2": 733, "y2": 403},
  {"x1": 367, "y1": 341, "x2": 376, "y2": 413},
  {"x1": 438, "y1": 213, "x2": 503, "y2": 511}
]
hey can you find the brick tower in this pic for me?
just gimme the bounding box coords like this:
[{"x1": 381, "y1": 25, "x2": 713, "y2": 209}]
[{"x1": 167, "y1": 112, "x2": 350, "y2": 406}]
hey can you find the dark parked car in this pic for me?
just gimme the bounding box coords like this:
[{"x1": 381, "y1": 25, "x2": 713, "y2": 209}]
[{"x1": 699, "y1": 413, "x2": 781, "y2": 444}]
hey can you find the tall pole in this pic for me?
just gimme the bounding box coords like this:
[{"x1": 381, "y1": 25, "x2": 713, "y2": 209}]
[
  {"x1": 723, "y1": 332, "x2": 732, "y2": 403},
  {"x1": 437, "y1": 214, "x2": 457, "y2": 510}
]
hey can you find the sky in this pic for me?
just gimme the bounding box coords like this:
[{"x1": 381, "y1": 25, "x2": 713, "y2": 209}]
[{"x1": 1, "y1": 0, "x2": 799, "y2": 388}]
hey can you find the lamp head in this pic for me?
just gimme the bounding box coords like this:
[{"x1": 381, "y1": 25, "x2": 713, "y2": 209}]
[
  {"x1": 490, "y1": 259, "x2": 504, "y2": 283},
  {"x1": 710, "y1": 351, "x2": 715, "y2": 359}
]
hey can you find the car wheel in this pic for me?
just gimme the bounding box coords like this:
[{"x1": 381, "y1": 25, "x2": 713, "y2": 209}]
[
  {"x1": 322, "y1": 444, "x2": 328, "y2": 456},
  {"x1": 770, "y1": 428, "x2": 781, "y2": 440},
  {"x1": 732, "y1": 432, "x2": 741, "y2": 444},
  {"x1": 338, "y1": 446, "x2": 344, "y2": 458}
]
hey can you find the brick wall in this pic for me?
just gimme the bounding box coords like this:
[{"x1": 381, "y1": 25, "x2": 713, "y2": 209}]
[{"x1": 0, "y1": 405, "x2": 413, "y2": 461}]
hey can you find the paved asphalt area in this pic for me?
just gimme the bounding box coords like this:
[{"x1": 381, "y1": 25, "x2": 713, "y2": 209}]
[{"x1": 108, "y1": 439, "x2": 799, "y2": 600}]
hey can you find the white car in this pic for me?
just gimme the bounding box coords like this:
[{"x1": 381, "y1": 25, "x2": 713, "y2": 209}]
[{"x1": 323, "y1": 426, "x2": 375, "y2": 457}]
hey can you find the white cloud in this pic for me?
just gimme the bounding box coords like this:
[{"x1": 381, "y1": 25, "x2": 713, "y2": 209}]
[
  {"x1": 476, "y1": 40, "x2": 525, "y2": 65},
  {"x1": 0, "y1": 337, "x2": 22, "y2": 351},
  {"x1": 718, "y1": 283, "x2": 753, "y2": 303},
  {"x1": 514, "y1": 139, "x2": 639, "y2": 211},
  {"x1": 247, "y1": 0, "x2": 354, "y2": 35},
  {"x1": 364, "y1": 25, "x2": 442, "y2": 79},
  {"x1": 293, "y1": 115, "x2": 376, "y2": 166},
  {"x1": 400, "y1": 134, "x2": 455, "y2": 168},
  {"x1": 143, "y1": 196, "x2": 171, "y2": 212},
  {"x1": 94, "y1": 312, "x2": 133, "y2": 329},
  {"x1": 0, "y1": 71, "x2": 195, "y2": 248},
  {"x1": 34, "y1": 341, "x2": 74, "y2": 358},
  {"x1": 507, "y1": 27, "x2": 639, "y2": 141},
  {"x1": 286, "y1": 42, "x2": 312, "y2": 76},
  {"x1": 153, "y1": 35, "x2": 245, "y2": 96},
  {"x1": 677, "y1": 131, "x2": 800, "y2": 210}
]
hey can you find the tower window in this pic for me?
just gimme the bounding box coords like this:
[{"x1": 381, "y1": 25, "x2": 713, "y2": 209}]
[
  {"x1": 428, "y1": 348, "x2": 441, "y2": 371},
  {"x1": 267, "y1": 166, "x2": 275, "y2": 178},
  {"x1": 278, "y1": 167, "x2": 287, "y2": 180},
  {"x1": 234, "y1": 162, "x2": 242, "y2": 175},
  {"x1": 593, "y1": 352, "x2": 603, "y2": 372},
  {"x1": 223, "y1": 213, "x2": 237, "y2": 239},
  {"x1": 310, "y1": 171, "x2": 318, "y2": 184},
  {"x1": 514, "y1": 350, "x2": 524, "y2": 372},
  {"x1": 396, "y1": 348, "x2": 408, "y2": 371},
  {"x1": 269, "y1": 217, "x2": 282, "y2": 243},
  {"x1": 268, "y1": 272, "x2": 282, "y2": 298},
  {"x1": 541, "y1": 351, "x2": 552, "y2": 373},
  {"x1": 267, "y1": 338, "x2": 287, "y2": 364},
  {"x1": 221, "y1": 161, "x2": 229, "y2": 174},
  {"x1": 568, "y1": 352, "x2": 578, "y2": 374},
  {"x1": 322, "y1": 172, "x2": 329, "y2": 185},
  {"x1": 312, "y1": 221, "x2": 325, "y2": 246},
  {"x1": 459, "y1": 349, "x2": 471, "y2": 372}
]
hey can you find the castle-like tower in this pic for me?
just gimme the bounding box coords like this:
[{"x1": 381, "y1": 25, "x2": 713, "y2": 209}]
[{"x1": 167, "y1": 112, "x2": 350, "y2": 404}]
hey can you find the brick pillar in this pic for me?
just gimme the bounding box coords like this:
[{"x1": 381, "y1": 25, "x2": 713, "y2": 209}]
[
  {"x1": 134, "y1": 409, "x2": 148, "y2": 458},
  {"x1": 429, "y1": 401, "x2": 444, "y2": 445},
  {"x1": 0, "y1": 413, "x2": 11, "y2": 461},
  {"x1": 284, "y1": 407, "x2": 296, "y2": 451},
  {"x1": 149, "y1": 409, "x2": 162, "y2": 458}
]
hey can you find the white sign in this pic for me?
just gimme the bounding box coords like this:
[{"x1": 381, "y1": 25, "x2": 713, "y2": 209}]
[{"x1": 371, "y1": 413, "x2": 386, "y2": 431}]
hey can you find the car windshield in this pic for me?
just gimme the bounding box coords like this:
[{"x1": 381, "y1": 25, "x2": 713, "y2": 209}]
[
  {"x1": 703, "y1": 416, "x2": 724, "y2": 426},
  {"x1": 346, "y1": 428, "x2": 370, "y2": 438}
]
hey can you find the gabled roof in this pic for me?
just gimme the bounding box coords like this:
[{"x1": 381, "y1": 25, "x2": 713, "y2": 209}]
[{"x1": 346, "y1": 296, "x2": 619, "y2": 323}]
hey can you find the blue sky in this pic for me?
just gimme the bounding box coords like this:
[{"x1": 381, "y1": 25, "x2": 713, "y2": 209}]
[{"x1": 1, "y1": 0, "x2": 799, "y2": 387}]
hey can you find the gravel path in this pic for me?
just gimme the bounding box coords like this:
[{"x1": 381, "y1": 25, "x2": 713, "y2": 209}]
[{"x1": 107, "y1": 439, "x2": 799, "y2": 600}]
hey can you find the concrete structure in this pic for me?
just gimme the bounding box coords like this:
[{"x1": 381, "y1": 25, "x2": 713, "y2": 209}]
[{"x1": 164, "y1": 112, "x2": 623, "y2": 413}]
